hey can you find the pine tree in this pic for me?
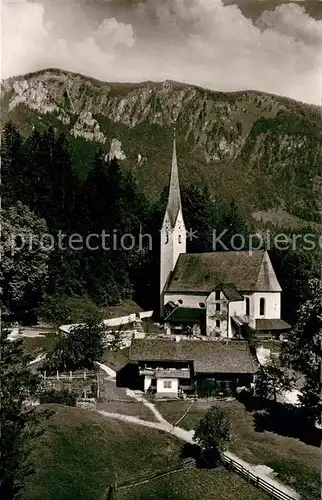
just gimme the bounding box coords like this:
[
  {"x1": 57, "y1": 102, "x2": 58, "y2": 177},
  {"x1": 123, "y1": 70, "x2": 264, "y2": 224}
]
[
  {"x1": 280, "y1": 278, "x2": 321, "y2": 420},
  {"x1": 0, "y1": 328, "x2": 44, "y2": 499},
  {"x1": 1, "y1": 203, "x2": 51, "y2": 316},
  {"x1": 182, "y1": 184, "x2": 215, "y2": 252},
  {"x1": 1, "y1": 122, "x2": 27, "y2": 207}
]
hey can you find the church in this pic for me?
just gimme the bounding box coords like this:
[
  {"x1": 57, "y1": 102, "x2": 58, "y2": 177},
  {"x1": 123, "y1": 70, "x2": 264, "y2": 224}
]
[
  {"x1": 159, "y1": 136, "x2": 291, "y2": 340},
  {"x1": 125, "y1": 137, "x2": 291, "y2": 399}
]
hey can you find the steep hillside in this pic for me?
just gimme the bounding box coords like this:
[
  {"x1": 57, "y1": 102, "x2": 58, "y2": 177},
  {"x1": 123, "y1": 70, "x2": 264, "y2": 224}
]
[{"x1": 1, "y1": 68, "x2": 321, "y2": 223}]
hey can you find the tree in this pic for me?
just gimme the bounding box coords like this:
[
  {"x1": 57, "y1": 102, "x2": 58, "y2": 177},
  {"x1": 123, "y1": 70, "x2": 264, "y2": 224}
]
[
  {"x1": 269, "y1": 243, "x2": 320, "y2": 325},
  {"x1": 38, "y1": 294, "x2": 101, "y2": 327},
  {"x1": 0, "y1": 203, "x2": 52, "y2": 317},
  {"x1": 280, "y1": 278, "x2": 322, "y2": 420},
  {"x1": 217, "y1": 200, "x2": 253, "y2": 251},
  {"x1": 193, "y1": 405, "x2": 231, "y2": 466},
  {"x1": 0, "y1": 328, "x2": 43, "y2": 499},
  {"x1": 39, "y1": 389, "x2": 77, "y2": 407},
  {"x1": 181, "y1": 184, "x2": 215, "y2": 252},
  {"x1": 44, "y1": 311, "x2": 105, "y2": 373},
  {"x1": 255, "y1": 355, "x2": 295, "y2": 402},
  {"x1": 0, "y1": 122, "x2": 27, "y2": 208}
]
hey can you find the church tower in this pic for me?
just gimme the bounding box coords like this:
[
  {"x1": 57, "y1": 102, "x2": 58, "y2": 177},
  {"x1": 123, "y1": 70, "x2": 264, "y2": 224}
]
[{"x1": 160, "y1": 133, "x2": 186, "y2": 316}]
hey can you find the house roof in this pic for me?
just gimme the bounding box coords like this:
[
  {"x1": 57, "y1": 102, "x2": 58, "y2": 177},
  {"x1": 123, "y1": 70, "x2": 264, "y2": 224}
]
[
  {"x1": 155, "y1": 369, "x2": 191, "y2": 379},
  {"x1": 166, "y1": 250, "x2": 282, "y2": 293},
  {"x1": 130, "y1": 339, "x2": 255, "y2": 374},
  {"x1": 221, "y1": 284, "x2": 244, "y2": 302},
  {"x1": 231, "y1": 315, "x2": 249, "y2": 327},
  {"x1": 164, "y1": 137, "x2": 182, "y2": 227},
  {"x1": 254, "y1": 319, "x2": 291, "y2": 331},
  {"x1": 164, "y1": 307, "x2": 205, "y2": 323}
]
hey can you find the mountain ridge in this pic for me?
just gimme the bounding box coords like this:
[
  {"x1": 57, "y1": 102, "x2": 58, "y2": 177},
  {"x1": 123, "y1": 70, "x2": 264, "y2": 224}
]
[{"x1": 1, "y1": 68, "x2": 321, "y2": 225}]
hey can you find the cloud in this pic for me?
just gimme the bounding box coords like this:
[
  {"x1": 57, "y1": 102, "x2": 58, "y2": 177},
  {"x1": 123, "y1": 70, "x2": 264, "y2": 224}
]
[
  {"x1": 1, "y1": 0, "x2": 134, "y2": 80},
  {"x1": 256, "y1": 3, "x2": 322, "y2": 45},
  {"x1": 134, "y1": 0, "x2": 321, "y2": 104},
  {"x1": 1, "y1": 0, "x2": 321, "y2": 105}
]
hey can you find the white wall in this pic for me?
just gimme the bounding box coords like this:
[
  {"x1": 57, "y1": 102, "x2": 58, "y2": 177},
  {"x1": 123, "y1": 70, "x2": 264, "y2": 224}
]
[
  {"x1": 139, "y1": 311, "x2": 154, "y2": 319},
  {"x1": 144, "y1": 375, "x2": 153, "y2": 392},
  {"x1": 172, "y1": 211, "x2": 186, "y2": 270},
  {"x1": 160, "y1": 210, "x2": 186, "y2": 296},
  {"x1": 60, "y1": 310, "x2": 153, "y2": 334},
  {"x1": 160, "y1": 212, "x2": 175, "y2": 295},
  {"x1": 228, "y1": 300, "x2": 245, "y2": 337},
  {"x1": 253, "y1": 292, "x2": 281, "y2": 319},
  {"x1": 206, "y1": 291, "x2": 228, "y2": 337},
  {"x1": 156, "y1": 378, "x2": 178, "y2": 394}
]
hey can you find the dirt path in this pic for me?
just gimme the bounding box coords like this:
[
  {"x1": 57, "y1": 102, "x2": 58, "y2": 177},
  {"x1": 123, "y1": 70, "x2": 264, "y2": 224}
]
[
  {"x1": 97, "y1": 362, "x2": 300, "y2": 499},
  {"x1": 98, "y1": 409, "x2": 299, "y2": 499},
  {"x1": 97, "y1": 409, "x2": 195, "y2": 443},
  {"x1": 125, "y1": 388, "x2": 169, "y2": 424},
  {"x1": 95, "y1": 361, "x2": 117, "y2": 379}
]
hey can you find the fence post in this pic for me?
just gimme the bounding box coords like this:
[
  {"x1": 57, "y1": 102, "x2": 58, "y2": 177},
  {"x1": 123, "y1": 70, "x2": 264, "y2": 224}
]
[
  {"x1": 97, "y1": 374, "x2": 100, "y2": 400},
  {"x1": 107, "y1": 485, "x2": 113, "y2": 500},
  {"x1": 84, "y1": 370, "x2": 86, "y2": 380},
  {"x1": 56, "y1": 370, "x2": 59, "y2": 380}
]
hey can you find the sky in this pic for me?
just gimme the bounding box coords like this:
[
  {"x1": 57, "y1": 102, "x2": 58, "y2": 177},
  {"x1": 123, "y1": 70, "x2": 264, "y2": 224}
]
[{"x1": 1, "y1": 0, "x2": 322, "y2": 104}]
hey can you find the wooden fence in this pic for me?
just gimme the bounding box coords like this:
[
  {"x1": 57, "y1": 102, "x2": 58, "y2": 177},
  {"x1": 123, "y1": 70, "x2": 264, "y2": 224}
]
[
  {"x1": 222, "y1": 455, "x2": 299, "y2": 500},
  {"x1": 107, "y1": 454, "x2": 299, "y2": 500},
  {"x1": 105, "y1": 458, "x2": 196, "y2": 499},
  {"x1": 40, "y1": 369, "x2": 102, "y2": 399},
  {"x1": 41, "y1": 369, "x2": 98, "y2": 381}
]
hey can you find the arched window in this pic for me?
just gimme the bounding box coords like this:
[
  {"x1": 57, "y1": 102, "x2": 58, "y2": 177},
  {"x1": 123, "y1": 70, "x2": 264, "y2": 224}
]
[
  {"x1": 245, "y1": 297, "x2": 250, "y2": 316},
  {"x1": 178, "y1": 234, "x2": 182, "y2": 243},
  {"x1": 259, "y1": 298, "x2": 265, "y2": 316},
  {"x1": 165, "y1": 232, "x2": 169, "y2": 244}
]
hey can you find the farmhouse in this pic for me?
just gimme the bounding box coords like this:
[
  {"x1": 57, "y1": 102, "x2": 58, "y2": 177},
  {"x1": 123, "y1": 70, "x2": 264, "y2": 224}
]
[
  {"x1": 160, "y1": 136, "x2": 291, "y2": 340},
  {"x1": 130, "y1": 338, "x2": 256, "y2": 397}
]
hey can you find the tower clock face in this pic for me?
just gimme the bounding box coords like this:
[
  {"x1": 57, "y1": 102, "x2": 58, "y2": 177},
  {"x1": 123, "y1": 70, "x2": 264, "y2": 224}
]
[{"x1": 164, "y1": 220, "x2": 170, "y2": 243}]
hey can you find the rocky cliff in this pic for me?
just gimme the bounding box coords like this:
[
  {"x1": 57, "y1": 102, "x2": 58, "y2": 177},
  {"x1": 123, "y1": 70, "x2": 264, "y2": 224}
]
[{"x1": 1, "y1": 68, "x2": 321, "y2": 224}]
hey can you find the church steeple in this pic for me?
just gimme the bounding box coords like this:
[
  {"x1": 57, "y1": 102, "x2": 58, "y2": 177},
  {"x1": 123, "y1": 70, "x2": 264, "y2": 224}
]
[
  {"x1": 166, "y1": 130, "x2": 182, "y2": 227},
  {"x1": 160, "y1": 131, "x2": 186, "y2": 314}
]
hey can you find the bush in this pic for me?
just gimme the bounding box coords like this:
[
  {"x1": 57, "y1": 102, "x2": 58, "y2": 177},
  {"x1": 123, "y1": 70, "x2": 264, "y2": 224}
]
[
  {"x1": 39, "y1": 389, "x2": 77, "y2": 406},
  {"x1": 38, "y1": 294, "x2": 101, "y2": 326},
  {"x1": 193, "y1": 405, "x2": 231, "y2": 467}
]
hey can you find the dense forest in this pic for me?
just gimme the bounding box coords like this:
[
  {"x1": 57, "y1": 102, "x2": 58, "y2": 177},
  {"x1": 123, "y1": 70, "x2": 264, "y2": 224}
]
[
  {"x1": 1, "y1": 121, "x2": 320, "y2": 326},
  {"x1": 1, "y1": 121, "x2": 321, "y2": 500}
]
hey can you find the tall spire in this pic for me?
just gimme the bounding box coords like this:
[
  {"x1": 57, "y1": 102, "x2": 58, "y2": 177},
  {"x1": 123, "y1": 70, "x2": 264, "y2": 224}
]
[{"x1": 166, "y1": 127, "x2": 182, "y2": 226}]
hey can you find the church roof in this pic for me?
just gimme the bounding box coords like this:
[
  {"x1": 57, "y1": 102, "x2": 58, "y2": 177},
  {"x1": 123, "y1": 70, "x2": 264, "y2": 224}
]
[
  {"x1": 220, "y1": 284, "x2": 244, "y2": 301},
  {"x1": 164, "y1": 307, "x2": 205, "y2": 323},
  {"x1": 253, "y1": 319, "x2": 291, "y2": 331},
  {"x1": 165, "y1": 136, "x2": 182, "y2": 227},
  {"x1": 130, "y1": 338, "x2": 255, "y2": 374},
  {"x1": 166, "y1": 250, "x2": 282, "y2": 293}
]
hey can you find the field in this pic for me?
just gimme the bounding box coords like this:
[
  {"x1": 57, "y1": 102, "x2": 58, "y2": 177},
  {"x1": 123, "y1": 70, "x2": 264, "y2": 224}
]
[
  {"x1": 116, "y1": 467, "x2": 270, "y2": 500},
  {"x1": 101, "y1": 348, "x2": 129, "y2": 370},
  {"x1": 97, "y1": 378, "x2": 155, "y2": 421},
  {"x1": 102, "y1": 299, "x2": 143, "y2": 318},
  {"x1": 155, "y1": 399, "x2": 320, "y2": 500},
  {"x1": 22, "y1": 332, "x2": 58, "y2": 358},
  {"x1": 23, "y1": 405, "x2": 179, "y2": 500},
  {"x1": 23, "y1": 405, "x2": 270, "y2": 500}
]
